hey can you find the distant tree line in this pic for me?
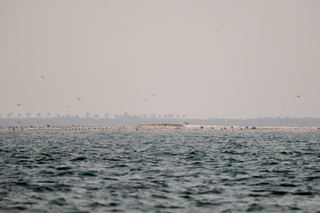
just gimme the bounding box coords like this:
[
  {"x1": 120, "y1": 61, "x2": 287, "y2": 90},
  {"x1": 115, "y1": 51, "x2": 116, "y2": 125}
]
[{"x1": 0, "y1": 113, "x2": 320, "y2": 127}]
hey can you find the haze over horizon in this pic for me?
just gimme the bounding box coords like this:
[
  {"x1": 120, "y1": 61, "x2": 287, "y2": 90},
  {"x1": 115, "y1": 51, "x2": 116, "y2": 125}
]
[{"x1": 1, "y1": 1, "x2": 320, "y2": 119}]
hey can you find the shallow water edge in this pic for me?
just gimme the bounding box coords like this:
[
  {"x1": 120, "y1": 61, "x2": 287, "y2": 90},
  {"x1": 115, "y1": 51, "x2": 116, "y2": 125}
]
[{"x1": 1, "y1": 125, "x2": 320, "y2": 132}]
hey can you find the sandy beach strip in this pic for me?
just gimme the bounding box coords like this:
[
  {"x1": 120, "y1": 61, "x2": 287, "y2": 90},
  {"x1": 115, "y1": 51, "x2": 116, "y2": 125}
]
[{"x1": 0, "y1": 125, "x2": 320, "y2": 132}]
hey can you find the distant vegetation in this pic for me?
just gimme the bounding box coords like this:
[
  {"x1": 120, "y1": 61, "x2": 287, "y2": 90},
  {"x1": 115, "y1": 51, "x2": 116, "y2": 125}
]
[
  {"x1": 0, "y1": 113, "x2": 320, "y2": 127},
  {"x1": 138, "y1": 123, "x2": 183, "y2": 127}
]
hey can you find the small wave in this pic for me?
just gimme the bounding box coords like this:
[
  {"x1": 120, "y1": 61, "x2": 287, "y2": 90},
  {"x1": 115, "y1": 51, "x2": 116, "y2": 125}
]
[{"x1": 1, "y1": 131, "x2": 320, "y2": 212}]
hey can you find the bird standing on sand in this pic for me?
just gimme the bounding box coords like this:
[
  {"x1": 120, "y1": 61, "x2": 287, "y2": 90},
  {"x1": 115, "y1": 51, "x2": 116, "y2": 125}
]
[
  {"x1": 297, "y1": 95, "x2": 301, "y2": 98},
  {"x1": 77, "y1": 97, "x2": 82, "y2": 100},
  {"x1": 17, "y1": 104, "x2": 21, "y2": 106},
  {"x1": 151, "y1": 94, "x2": 156, "y2": 96},
  {"x1": 41, "y1": 76, "x2": 45, "y2": 79}
]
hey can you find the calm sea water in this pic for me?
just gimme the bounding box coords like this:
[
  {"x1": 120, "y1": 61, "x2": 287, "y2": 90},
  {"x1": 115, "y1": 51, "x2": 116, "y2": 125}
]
[{"x1": 1, "y1": 131, "x2": 320, "y2": 212}]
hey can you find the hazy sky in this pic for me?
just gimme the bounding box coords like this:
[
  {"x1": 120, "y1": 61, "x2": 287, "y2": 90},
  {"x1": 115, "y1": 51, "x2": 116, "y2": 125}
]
[{"x1": 1, "y1": 1, "x2": 320, "y2": 119}]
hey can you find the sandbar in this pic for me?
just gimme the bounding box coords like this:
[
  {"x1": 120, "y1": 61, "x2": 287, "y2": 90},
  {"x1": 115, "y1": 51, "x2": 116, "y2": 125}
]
[{"x1": 0, "y1": 124, "x2": 320, "y2": 132}]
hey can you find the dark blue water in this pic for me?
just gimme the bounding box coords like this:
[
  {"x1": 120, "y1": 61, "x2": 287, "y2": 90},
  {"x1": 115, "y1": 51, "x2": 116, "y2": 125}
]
[{"x1": 1, "y1": 131, "x2": 320, "y2": 212}]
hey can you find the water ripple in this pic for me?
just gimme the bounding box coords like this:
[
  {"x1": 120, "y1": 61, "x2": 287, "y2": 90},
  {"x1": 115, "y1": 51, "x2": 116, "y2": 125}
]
[{"x1": 1, "y1": 131, "x2": 320, "y2": 212}]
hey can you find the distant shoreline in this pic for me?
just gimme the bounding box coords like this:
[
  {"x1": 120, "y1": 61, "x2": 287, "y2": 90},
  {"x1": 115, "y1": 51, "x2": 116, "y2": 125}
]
[{"x1": 1, "y1": 124, "x2": 320, "y2": 132}]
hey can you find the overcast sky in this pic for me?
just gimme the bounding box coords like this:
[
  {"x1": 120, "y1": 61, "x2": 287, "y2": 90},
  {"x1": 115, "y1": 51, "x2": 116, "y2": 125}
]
[{"x1": 1, "y1": 0, "x2": 320, "y2": 119}]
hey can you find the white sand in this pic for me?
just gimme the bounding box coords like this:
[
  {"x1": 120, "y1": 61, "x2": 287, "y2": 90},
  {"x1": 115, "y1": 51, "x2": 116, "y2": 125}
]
[{"x1": 0, "y1": 125, "x2": 320, "y2": 132}]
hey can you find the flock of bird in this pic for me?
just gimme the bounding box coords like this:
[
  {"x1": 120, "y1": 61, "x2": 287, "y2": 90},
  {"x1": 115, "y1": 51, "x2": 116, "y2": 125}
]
[
  {"x1": 12, "y1": 75, "x2": 302, "y2": 119},
  {"x1": 14, "y1": 75, "x2": 157, "y2": 116}
]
